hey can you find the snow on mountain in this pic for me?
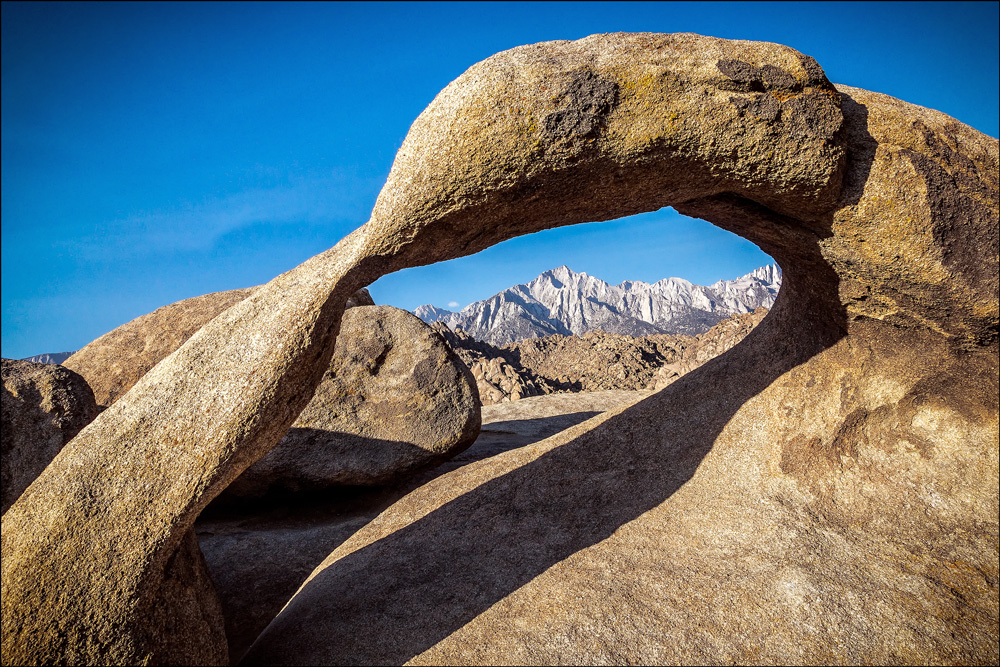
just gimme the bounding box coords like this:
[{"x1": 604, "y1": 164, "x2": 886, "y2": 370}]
[
  {"x1": 415, "y1": 264, "x2": 782, "y2": 346},
  {"x1": 21, "y1": 352, "x2": 75, "y2": 365}
]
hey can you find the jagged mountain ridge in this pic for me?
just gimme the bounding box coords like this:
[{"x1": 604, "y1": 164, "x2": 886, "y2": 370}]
[
  {"x1": 415, "y1": 264, "x2": 781, "y2": 346},
  {"x1": 21, "y1": 352, "x2": 74, "y2": 365}
]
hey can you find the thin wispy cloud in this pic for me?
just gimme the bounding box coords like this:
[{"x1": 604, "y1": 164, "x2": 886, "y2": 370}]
[{"x1": 71, "y1": 170, "x2": 382, "y2": 258}]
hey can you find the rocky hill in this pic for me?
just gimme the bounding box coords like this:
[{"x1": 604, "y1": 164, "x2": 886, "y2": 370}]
[
  {"x1": 416, "y1": 264, "x2": 780, "y2": 346},
  {"x1": 432, "y1": 308, "x2": 769, "y2": 405}
]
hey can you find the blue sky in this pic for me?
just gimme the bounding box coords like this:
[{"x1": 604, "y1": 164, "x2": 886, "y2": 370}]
[{"x1": 2, "y1": 1, "x2": 998, "y2": 358}]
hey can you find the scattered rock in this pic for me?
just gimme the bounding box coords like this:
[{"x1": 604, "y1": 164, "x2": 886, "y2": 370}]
[
  {"x1": 646, "y1": 307, "x2": 768, "y2": 391},
  {"x1": 220, "y1": 305, "x2": 480, "y2": 499},
  {"x1": 1, "y1": 359, "x2": 100, "y2": 514},
  {"x1": 435, "y1": 308, "x2": 768, "y2": 404}
]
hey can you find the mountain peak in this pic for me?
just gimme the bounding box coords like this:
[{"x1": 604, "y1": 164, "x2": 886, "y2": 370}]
[{"x1": 413, "y1": 265, "x2": 781, "y2": 345}]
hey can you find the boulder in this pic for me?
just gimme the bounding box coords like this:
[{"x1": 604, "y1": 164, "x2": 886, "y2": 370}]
[
  {"x1": 62, "y1": 288, "x2": 254, "y2": 408},
  {"x1": 61, "y1": 290, "x2": 477, "y2": 498},
  {"x1": 3, "y1": 33, "x2": 996, "y2": 666},
  {"x1": 63, "y1": 287, "x2": 375, "y2": 408},
  {"x1": 1, "y1": 359, "x2": 100, "y2": 514},
  {"x1": 221, "y1": 305, "x2": 480, "y2": 498}
]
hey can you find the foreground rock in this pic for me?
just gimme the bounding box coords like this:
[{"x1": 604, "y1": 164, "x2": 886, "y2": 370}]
[
  {"x1": 62, "y1": 289, "x2": 478, "y2": 498},
  {"x1": 198, "y1": 390, "x2": 631, "y2": 661},
  {"x1": 221, "y1": 305, "x2": 480, "y2": 499},
  {"x1": 3, "y1": 33, "x2": 996, "y2": 666},
  {"x1": 63, "y1": 287, "x2": 375, "y2": 408},
  {"x1": 1, "y1": 359, "x2": 99, "y2": 514},
  {"x1": 62, "y1": 288, "x2": 254, "y2": 408}
]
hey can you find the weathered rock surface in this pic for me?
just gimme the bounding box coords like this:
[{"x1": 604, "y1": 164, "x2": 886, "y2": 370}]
[
  {"x1": 63, "y1": 287, "x2": 375, "y2": 408},
  {"x1": 198, "y1": 390, "x2": 631, "y2": 662},
  {"x1": 242, "y1": 35, "x2": 997, "y2": 665},
  {"x1": 59, "y1": 288, "x2": 476, "y2": 499},
  {"x1": 220, "y1": 305, "x2": 480, "y2": 499},
  {"x1": 62, "y1": 288, "x2": 254, "y2": 408},
  {"x1": 1, "y1": 359, "x2": 100, "y2": 514},
  {"x1": 3, "y1": 33, "x2": 997, "y2": 666}
]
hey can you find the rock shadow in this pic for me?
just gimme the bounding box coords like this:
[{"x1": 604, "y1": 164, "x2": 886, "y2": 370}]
[
  {"x1": 240, "y1": 310, "x2": 834, "y2": 665},
  {"x1": 241, "y1": 93, "x2": 876, "y2": 667}
]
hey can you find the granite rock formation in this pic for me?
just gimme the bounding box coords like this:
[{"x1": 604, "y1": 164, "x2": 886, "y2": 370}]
[
  {"x1": 3, "y1": 32, "x2": 997, "y2": 666},
  {"x1": 196, "y1": 390, "x2": 639, "y2": 662},
  {"x1": 647, "y1": 307, "x2": 768, "y2": 391},
  {"x1": 63, "y1": 288, "x2": 375, "y2": 408},
  {"x1": 221, "y1": 305, "x2": 480, "y2": 499},
  {"x1": 62, "y1": 288, "x2": 254, "y2": 408},
  {"x1": 60, "y1": 288, "x2": 476, "y2": 498},
  {"x1": 1, "y1": 359, "x2": 100, "y2": 514}
]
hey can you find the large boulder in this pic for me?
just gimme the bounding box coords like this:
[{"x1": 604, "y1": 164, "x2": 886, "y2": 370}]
[
  {"x1": 1, "y1": 359, "x2": 100, "y2": 514},
  {"x1": 63, "y1": 288, "x2": 255, "y2": 408},
  {"x1": 64, "y1": 290, "x2": 477, "y2": 497},
  {"x1": 222, "y1": 305, "x2": 480, "y2": 498},
  {"x1": 63, "y1": 287, "x2": 375, "y2": 408},
  {"x1": 3, "y1": 33, "x2": 996, "y2": 666}
]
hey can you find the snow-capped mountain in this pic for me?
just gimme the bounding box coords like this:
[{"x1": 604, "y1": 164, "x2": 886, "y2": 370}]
[
  {"x1": 21, "y1": 351, "x2": 74, "y2": 365},
  {"x1": 415, "y1": 264, "x2": 781, "y2": 346}
]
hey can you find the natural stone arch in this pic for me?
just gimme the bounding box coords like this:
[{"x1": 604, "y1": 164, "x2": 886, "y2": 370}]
[{"x1": 2, "y1": 33, "x2": 996, "y2": 665}]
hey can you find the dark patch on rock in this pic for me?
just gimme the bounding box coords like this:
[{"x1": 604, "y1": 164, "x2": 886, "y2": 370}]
[
  {"x1": 781, "y1": 90, "x2": 843, "y2": 138},
  {"x1": 730, "y1": 92, "x2": 782, "y2": 121},
  {"x1": 901, "y1": 125, "x2": 1000, "y2": 344},
  {"x1": 758, "y1": 64, "x2": 798, "y2": 91},
  {"x1": 717, "y1": 59, "x2": 798, "y2": 93},
  {"x1": 795, "y1": 53, "x2": 835, "y2": 90},
  {"x1": 541, "y1": 70, "x2": 619, "y2": 141}
]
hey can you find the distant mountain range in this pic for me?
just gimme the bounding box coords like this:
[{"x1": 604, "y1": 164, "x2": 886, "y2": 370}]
[
  {"x1": 414, "y1": 264, "x2": 781, "y2": 346},
  {"x1": 21, "y1": 351, "x2": 74, "y2": 365}
]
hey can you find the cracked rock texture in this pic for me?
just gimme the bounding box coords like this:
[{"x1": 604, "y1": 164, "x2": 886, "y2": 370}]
[{"x1": 3, "y1": 32, "x2": 997, "y2": 666}]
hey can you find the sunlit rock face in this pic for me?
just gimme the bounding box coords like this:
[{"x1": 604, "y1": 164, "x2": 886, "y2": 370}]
[
  {"x1": 3, "y1": 33, "x2": 997, "y2": 666},
  {"x1": 1, "y1": 359, "x2": 99, "y2": 514}
]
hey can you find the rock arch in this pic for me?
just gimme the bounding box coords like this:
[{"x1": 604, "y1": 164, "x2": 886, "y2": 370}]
[{"x1": 2, "y1": 33, "x2": 997, "y2": 665}]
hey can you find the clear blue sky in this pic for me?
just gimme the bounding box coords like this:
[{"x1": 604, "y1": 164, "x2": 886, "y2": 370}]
[{"x1": 2, "y1": 1, "x2": 997, "y2": 358}]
